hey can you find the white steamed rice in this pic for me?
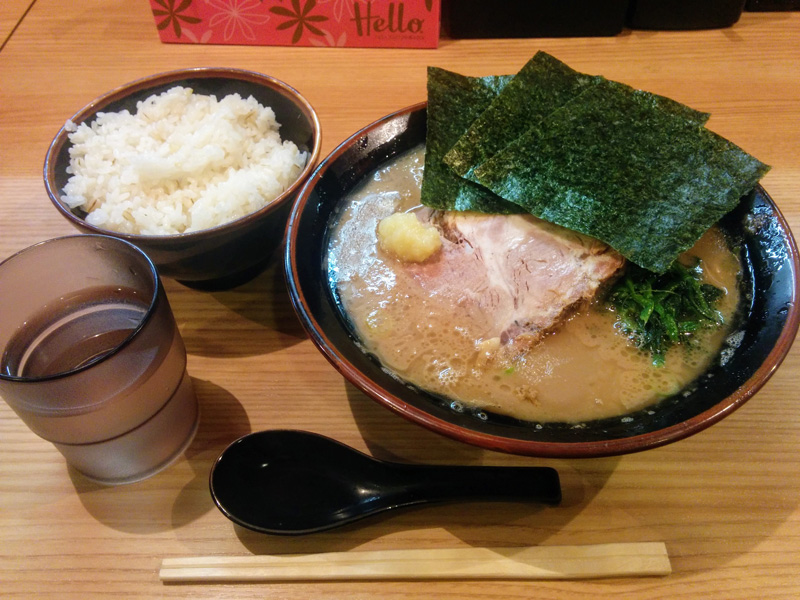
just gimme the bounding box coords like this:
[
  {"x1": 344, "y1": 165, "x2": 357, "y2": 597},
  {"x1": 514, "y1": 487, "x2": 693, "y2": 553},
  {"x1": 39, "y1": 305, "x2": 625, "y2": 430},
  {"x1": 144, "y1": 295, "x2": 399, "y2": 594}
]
[{"x1": 62, "y1": 86, "x2": 308, "y2": 235}]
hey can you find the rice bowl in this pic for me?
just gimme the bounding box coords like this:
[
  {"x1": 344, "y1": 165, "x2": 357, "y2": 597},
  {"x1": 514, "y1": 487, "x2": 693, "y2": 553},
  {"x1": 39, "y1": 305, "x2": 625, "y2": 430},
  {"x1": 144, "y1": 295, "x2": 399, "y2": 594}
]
[
  {"x1": 62, "y1": 86, "x2": 307, "y2": 236},
  {"x1": 45, "y1": 68, "x2": 321, "y2": 287}
]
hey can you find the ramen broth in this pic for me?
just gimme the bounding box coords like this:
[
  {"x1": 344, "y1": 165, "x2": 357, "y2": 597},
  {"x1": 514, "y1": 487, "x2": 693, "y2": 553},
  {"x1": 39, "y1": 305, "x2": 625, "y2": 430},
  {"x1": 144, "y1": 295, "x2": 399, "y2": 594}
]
[{"x1": 327, "y1": 146, "x2": 742, "y2": 423}]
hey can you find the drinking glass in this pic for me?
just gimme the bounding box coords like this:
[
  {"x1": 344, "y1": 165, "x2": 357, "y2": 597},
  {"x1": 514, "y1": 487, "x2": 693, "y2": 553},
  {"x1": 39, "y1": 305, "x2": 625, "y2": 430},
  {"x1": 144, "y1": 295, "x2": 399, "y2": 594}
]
[{"x1": 0, "y1": 235, "x2": 199, "y2": 485}]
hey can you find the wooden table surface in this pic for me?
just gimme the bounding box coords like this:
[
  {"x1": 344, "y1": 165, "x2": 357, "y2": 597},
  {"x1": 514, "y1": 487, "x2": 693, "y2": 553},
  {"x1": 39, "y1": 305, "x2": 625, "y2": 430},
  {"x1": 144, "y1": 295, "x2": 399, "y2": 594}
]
[
  {"x1": 0, "y1": 0, "x2": 32, "y2": 46},
  {"x1": 1, "y1": 2, "x2": 799, "y2": 598}
]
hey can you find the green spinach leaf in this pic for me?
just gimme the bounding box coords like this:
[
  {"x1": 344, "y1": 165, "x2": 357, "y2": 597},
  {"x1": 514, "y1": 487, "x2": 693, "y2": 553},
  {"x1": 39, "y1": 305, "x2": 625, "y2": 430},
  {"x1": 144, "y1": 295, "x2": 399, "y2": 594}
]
[{"x1": 606, "y1": 259, "x2": 725, "y2": 366}]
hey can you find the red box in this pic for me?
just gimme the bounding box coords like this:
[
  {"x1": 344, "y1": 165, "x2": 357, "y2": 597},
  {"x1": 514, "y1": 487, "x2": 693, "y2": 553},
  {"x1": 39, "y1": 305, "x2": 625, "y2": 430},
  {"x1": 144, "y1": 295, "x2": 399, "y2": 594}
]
[{"x1": 149, "y1": 0, "x2": 441, "y2": 48}]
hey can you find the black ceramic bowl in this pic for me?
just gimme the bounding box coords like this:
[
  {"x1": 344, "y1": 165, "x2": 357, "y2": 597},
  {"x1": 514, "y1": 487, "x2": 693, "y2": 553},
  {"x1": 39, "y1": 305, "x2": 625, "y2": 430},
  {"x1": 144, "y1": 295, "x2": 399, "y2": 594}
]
[
  {"x1": 45, "y1": 68, "x2": 321, "y2": 289},
  {"x1": 285, "y1": 103, "x2": 800, "y2": 458}
]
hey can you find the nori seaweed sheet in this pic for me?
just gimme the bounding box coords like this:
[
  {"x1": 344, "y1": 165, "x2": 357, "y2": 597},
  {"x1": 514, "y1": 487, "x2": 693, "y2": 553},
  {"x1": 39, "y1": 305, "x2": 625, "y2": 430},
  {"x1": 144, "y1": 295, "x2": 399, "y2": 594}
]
[
  {"x1": 472, "y1": 80, "x2": 770, "y2": 273},
  {"x1": 444, "y1": 51, "x2": 711, "y2": 183},
  {"x1": 443, "y1": 52, "x2": 598, "y2": 180},
  {"x1": 420, "y1": 67, "x2": 522, "y2": 214}
]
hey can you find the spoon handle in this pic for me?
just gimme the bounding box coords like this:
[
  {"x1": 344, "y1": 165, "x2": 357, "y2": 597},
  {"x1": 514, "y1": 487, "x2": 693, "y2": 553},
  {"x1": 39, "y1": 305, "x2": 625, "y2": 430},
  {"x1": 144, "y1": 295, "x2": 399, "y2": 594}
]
[{"x1": 391, "y1": 464, "x2": 561, "y2": 506}]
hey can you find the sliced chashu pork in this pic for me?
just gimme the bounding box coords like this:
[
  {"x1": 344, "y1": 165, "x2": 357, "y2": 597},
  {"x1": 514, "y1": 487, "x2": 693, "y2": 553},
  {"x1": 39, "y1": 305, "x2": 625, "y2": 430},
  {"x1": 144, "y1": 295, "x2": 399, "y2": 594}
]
[{"x1": 405, "y1": 210, "x2": 625, "y2": 346}]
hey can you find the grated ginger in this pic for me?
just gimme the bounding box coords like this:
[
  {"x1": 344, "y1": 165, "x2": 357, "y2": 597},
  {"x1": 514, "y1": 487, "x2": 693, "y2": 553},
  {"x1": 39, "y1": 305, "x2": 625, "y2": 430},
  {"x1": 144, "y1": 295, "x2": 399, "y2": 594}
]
[{"x1": 377, "y1": 212, "x2": 441, "y2": 263}]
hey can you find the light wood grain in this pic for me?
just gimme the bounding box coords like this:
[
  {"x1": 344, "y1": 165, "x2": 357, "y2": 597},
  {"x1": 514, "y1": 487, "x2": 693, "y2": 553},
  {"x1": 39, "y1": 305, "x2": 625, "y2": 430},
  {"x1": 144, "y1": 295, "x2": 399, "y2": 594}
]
[
  {"x1": 159, "y1": 543, "x2": 672, "y2": 581},
  {"x1": 0, "y1": 0, "x2": 32, "y2": 45},
  {"x1": 1, "y1": 2, "x2": 800, "y2": 599}
]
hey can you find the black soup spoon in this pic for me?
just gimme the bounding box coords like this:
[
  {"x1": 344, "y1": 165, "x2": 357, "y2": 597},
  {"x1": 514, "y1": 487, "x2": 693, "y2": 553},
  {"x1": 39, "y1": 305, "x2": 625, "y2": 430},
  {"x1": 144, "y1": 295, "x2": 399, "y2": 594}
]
[{"x1": 209, "y1": 430, "x2": 562, "y2": 535}]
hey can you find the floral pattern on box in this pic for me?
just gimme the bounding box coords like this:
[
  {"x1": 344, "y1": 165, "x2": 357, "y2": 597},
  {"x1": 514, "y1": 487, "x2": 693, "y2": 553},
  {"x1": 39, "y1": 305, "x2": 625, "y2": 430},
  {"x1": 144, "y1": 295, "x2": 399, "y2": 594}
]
[{"x1": 150, "y1": 0, "x2": 440, "y2": 48}]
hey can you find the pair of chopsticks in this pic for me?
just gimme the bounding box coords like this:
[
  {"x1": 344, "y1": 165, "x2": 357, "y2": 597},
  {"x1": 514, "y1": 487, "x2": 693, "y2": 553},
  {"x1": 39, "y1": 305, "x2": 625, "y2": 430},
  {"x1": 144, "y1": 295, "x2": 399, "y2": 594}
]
[{"x1": 160, "y1": 542, "x2": 670, "y2": 582}]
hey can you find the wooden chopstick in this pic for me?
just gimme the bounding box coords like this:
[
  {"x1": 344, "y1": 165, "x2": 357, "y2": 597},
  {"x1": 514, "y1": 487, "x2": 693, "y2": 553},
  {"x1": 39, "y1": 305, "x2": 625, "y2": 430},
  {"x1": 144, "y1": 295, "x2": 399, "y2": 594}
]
[{"x1": 160, "y1": 542, "x2": 670, "y2": 582}]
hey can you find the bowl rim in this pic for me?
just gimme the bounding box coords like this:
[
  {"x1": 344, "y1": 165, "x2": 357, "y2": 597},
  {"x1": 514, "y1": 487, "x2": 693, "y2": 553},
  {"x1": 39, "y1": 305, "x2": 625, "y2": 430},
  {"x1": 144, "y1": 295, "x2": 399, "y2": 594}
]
[
  {"x1": 286, "y1": 102, "x2": 800, "y2": 458},
  {"x1": 43, "y1": 66, "x2": 322, "y2": 241}
]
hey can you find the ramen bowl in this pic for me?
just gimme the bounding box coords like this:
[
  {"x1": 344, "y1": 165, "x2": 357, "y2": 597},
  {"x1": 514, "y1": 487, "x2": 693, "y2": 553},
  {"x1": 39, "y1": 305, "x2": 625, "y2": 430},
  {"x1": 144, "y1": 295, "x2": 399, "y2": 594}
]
[
  {"x1": 45, "y1": 68, "x2": 321, "y2": 289},
  {"x1": 285, "y1": 103, "x2": 800, "y2": 458}
]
